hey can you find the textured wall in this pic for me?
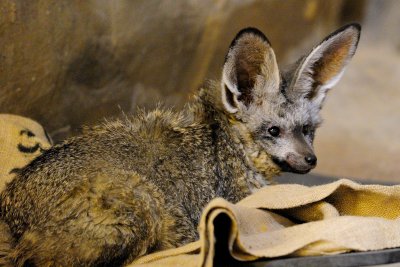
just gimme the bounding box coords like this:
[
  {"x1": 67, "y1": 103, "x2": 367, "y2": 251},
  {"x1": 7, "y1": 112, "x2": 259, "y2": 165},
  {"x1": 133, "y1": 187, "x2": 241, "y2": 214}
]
[
  {"x1": 0, "y1": 0, "x2": 345, "y2": 139},
  {"x1": 314, "y1": 0, "x2": 400, "y2": 182}
]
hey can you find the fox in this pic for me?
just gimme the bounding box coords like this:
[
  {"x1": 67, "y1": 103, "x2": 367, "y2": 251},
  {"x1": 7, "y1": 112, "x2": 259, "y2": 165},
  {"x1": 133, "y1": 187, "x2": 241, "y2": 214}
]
[{"x1": 0, "y1": 23, "x2": 360, "y2": 266}]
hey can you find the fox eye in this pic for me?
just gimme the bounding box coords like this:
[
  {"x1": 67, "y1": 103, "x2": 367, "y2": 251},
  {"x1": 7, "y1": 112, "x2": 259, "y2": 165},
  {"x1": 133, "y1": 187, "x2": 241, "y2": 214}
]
[
  {"x1": 302, "y1": 125, "x2": 311, "y2": 135},
  {"x1": 268, "y1": 126, "x2": 280, "y2": 137}
]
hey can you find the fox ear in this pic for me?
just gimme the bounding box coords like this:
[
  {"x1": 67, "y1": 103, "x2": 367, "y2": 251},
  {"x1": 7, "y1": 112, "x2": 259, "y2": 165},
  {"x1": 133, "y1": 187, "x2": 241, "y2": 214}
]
[
  {"x1": 287, "y1": 23, "x2": 361, "y2": 108},
  {"x1": 221, "y1": 28, "x2": 280, "y2": 114}
]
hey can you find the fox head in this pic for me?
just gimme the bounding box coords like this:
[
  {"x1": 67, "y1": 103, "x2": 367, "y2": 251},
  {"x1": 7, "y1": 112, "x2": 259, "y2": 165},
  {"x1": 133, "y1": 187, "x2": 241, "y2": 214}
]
[{"x1": 220, "y1": 24, "x2": 361, "y2": 176}]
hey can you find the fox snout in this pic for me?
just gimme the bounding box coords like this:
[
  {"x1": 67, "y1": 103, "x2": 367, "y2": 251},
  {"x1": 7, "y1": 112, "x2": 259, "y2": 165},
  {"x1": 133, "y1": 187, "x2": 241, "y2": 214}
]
[
  {"x1": 271, "y1": 134, "x2": 317, "y2": 174},
  {"x1": 286, "y1": 152, "x2": 317, "y2": 172},
  {"x1": 273, "y1": 152, "x2": 317, "y2": 174}
]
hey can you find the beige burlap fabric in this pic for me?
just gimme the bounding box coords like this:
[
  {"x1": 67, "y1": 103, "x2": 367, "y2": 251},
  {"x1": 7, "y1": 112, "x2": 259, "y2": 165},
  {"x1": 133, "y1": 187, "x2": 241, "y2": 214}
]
[
  {"x1": 131, "y1": 180, "x2": 400, "y2": 267},
  {"x1": 1, "y1": 115, "x2": 399, "y2": 266},
  {"x1": 0, "y1": 114, "x2": 52, "y2": 192}
]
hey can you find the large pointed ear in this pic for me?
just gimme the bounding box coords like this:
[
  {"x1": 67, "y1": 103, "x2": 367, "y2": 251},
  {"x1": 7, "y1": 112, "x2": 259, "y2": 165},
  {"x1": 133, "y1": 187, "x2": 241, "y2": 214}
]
[
  {"x1": 287, "y1": 23, "x2": 361, "y2": 107},
  {"x1": 221, "y1": 28, "x2": 280, "y2": 114}
]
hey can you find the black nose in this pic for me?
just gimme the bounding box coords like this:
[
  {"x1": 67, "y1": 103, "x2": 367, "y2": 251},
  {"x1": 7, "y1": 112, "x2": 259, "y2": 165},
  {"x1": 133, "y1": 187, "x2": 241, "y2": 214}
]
[{"x1": 305, "y1": 155, "x2": 317, "y2": 166}]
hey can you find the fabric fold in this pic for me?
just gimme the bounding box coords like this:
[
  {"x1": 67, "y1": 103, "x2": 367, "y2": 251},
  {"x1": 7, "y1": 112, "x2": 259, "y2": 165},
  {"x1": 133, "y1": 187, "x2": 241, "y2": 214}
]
[{"x1": 131, "y1": 179, "x2": 400, "y2": 267}]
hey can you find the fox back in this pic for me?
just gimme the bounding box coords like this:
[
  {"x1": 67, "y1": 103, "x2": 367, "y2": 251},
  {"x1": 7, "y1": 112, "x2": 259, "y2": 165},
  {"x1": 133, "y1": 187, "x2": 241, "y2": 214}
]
[{"x1": 0, "y1": 24, "x2": 360, "y2": 266}]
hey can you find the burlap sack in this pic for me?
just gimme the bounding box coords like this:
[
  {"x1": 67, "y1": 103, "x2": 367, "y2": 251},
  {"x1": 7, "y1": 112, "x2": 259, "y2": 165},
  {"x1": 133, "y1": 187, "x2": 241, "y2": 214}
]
[
  {"x1": 130, "y1": 180, "x2": 400, "y2": 267},
  {"x1": 0, "y1": 114, "x2": 52, "y2": 192}
]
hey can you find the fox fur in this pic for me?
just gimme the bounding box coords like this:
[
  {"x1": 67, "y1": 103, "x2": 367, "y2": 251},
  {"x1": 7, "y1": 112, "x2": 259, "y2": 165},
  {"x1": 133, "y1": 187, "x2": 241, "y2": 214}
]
[{"x1": 0, "y1": 24, "x2": 360, "y2": 266}]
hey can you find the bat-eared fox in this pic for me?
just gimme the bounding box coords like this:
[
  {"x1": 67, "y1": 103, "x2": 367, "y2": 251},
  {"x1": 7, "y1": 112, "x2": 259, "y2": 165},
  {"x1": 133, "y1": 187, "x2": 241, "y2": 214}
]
[{"x1": 0, "y1": 23, "x2": 360, "y2": 266}]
